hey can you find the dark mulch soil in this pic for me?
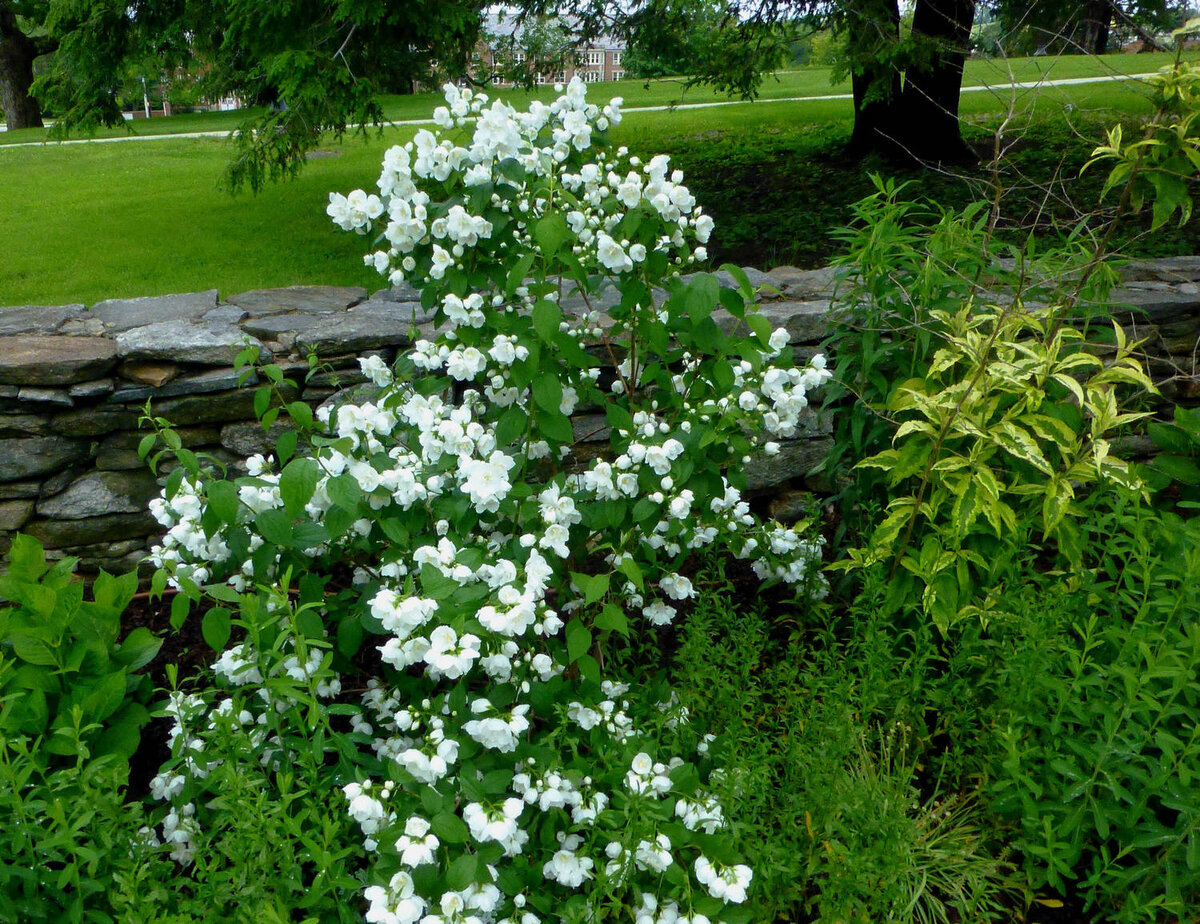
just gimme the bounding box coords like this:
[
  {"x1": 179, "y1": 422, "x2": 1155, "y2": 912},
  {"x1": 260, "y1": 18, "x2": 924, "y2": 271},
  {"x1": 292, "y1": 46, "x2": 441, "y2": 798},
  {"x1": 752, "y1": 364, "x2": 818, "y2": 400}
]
[{"x1": 123, "y1": 591, "x2": 209, "y2": 799}]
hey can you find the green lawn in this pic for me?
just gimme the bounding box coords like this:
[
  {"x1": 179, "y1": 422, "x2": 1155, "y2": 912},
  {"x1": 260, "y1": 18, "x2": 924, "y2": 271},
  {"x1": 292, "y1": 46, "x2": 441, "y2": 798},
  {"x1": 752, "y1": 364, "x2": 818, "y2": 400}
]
[{"x1": 0, "y1": 53, "x2": 1190, "y2": 308}]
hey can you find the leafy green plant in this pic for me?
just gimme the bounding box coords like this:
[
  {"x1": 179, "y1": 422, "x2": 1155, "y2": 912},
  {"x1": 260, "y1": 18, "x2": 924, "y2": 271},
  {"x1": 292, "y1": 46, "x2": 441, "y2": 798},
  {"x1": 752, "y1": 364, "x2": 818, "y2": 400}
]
[
  {"x1": 0, "y1": 535, "x2": 165, "y2": 924},
  {"x1": 835, "y1": 304, "x2": 1154, "y2": 632},
  {"x1": 123, "y1": 584, "x2": 367, "y2": 923},
  {"x1": 0, "y1": 723, "x2": 162, "y2": 924},
  {"x1": 987, "y1": 510, "x2": 1200, "y2": 922},
  {"x1": 0, "y1": 534, "x2": 161, "y2": 763},
  {"x1": 666, "y1": 568, "x2": 1014, "y2": 924},
  {"x1": 1144, "y1": 404, "x2": 1200, "y2": 509}
]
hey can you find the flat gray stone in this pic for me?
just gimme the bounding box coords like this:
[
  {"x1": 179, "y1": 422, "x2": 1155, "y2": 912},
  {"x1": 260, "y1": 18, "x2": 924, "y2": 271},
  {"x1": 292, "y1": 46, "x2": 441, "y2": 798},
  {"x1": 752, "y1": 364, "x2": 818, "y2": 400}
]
[
  {"x1": 220, "y1": 419, "x2": 296, "y2": 457},
  {"x1": 118, "y1": 361, "x2": 180, "y2": 388},
  {"x1": 0, "y1": 436, "x2": 89, "y2": 482},
  {"x1": 768, "y1": 265, "x2": 843, "y2": 300},
  {"x1": 0, "y1": 414, "x2": 52, "y2": 436},
  {"x1": 0, "y1": 304, "x2": 86, "y2": 336},
  {"x1": 0, "y1": 480, "x2": 41, "y2": 500},
  {"x1": 57, "y1": 317, "x2": 108, "y2": 337},
  {"x1": 151, "y1": 381, "x2": 298, "y2": 425},
  {"x1": 37, "y1": 470, "x2": 159, "y2": 520},
  {"x1": 90, "y1": 290, "x2": 219, "y2": 333},
  {"x1": 51, "y1": 407, "x2": 139, "y2": 437},
  {"x1": 295, "y1": 301, "x2": 426, "y2": 354},
  {"x1": 110, "y1": 367, "x2": 258, "y2": 403},
  {"x1": 366, "y1": 281, "x2": 422, "y2": 303},
  {"x1": 1105, "y1": 288, "x2": 1200, "y2": 324},
  {"x1": 242, "y1": 312, "x2": 329, "y2": 340},
  {"x1": 17, "y1": 387, "x2": 73, "y2": 407},
  {"x1": 0, "y1": 335, "x2": 118, "y2": 386},
  {"x1": 0, "y1": 499, "x2": 35, "y2": 531},
  {"x1": 226, "y1": 285, "x2": 369, "y2": 317},
  {"x1": 743, "y1": 438, "x2": 833, "y2": 491},
  {"x1": 68, "y1": 378, "x2": 114, "y2": 398},
  {"x1": 712, "y1": 300, "x2": 831, "y2": 344},
  {"x1": 115, "y1": 320, "x2": 268, "y2": 365},
  {"x1": 202, "y1": 306, "x2": 248, "y2": 325},
  {"x1": 24, "y1": 511, "x2": 158, "y2": 549}
]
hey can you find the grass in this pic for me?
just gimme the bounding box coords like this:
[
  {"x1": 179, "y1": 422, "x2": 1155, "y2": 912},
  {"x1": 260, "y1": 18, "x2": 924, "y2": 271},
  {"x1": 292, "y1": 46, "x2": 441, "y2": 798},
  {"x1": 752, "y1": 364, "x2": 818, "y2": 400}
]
[{"x1": 0, "y1": 52, "x2": 1194, "y2": 307}]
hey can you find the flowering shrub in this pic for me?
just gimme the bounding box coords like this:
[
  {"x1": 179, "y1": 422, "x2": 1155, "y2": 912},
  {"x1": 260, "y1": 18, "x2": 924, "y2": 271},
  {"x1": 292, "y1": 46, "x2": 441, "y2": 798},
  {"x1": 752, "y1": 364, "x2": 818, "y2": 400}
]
[{"x1": 143, "y1": 78, "x2": 831, "y2": 923}]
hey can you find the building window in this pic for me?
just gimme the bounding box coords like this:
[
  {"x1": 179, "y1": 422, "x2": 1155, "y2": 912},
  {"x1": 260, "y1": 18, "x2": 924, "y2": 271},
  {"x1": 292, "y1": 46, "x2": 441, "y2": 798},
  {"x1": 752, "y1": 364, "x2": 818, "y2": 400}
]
[
  {"x1": 514, "y1": 50, "x2": 526, "y2": 64},
  {"x1": 611, "y1": 70, "x2": 625, "y2": 81},
  {"x1": 612, "y1": 51, "x2": 623, "y2": 66},
  {"x1": 586, "y1": 50, "x2": 603, "y2": 66},
  {"x1": 582, "y1": 69, "x2": 602, "y2": 83},
  {"x1": 536, "y1": 73, "x2": 547, "y2": 85}
]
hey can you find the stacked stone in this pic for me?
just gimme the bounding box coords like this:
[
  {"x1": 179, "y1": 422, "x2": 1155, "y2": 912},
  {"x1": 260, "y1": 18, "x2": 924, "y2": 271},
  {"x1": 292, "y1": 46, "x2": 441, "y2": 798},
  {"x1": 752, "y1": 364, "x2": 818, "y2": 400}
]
[
  {"x1": 0, "y1": 284, "x2": 435, "y2": 573},
  {"x1": 3, "y1": 259, "x2": 1195, "y2": 576}
]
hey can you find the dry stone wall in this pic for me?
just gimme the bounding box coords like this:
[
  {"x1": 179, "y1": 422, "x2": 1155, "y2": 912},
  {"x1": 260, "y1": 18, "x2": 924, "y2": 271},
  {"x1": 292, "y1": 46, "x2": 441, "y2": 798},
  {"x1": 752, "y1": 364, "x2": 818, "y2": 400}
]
[{"x1": 1, "y1": 258, "x2": 1198, "y2": 575}]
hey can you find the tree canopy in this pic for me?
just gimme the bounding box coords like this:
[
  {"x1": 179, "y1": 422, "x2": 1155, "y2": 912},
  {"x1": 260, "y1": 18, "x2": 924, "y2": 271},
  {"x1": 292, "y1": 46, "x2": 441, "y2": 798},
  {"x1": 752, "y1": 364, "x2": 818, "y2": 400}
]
[{"x1": 1, "y1": 0, "x2": 485, "y2": 189}]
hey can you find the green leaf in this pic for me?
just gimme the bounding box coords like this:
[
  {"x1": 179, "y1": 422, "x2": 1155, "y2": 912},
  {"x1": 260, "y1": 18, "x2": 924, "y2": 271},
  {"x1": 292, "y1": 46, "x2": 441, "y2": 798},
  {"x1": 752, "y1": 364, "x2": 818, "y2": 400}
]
[
  {"x1": 594, "y1": 602, "x2": 628, "y2": 636},
  {"x1": 8, "y1": 631, "x2": 58, "y2": 667},
  {"x1": 431, "y1": 811, "x2": 470, "y2": 844},
  {"x1": 327, "y1": 473, "x2": 362, "y2": 511},
  {"x1": 534, "y1": 213, "x2": 570, "y2": 256},
  {"x1": 170, "y1": 592, "x2": 191, "y2": 630},
  {"x1": 280, "y1": 458, "x2": 321, "y2": 517},
  {"x1": 683, "y1": 274, "x2": 719, "y2": 320},
  {"x1": 5, "y1": 534, "x2": 48, "y2": 584},
  {"x1": 81, "y1": 670, "x2": 127, "y2": 724},
  {"x1": 207, "y1": 480, "x2": 241, "y2": 526},
  {"x1": 337, "y1": 615, "x2": 364, "y2": 658},
  {"x1": 114, "y1": 627, "x2": 163, "y2": 671},
  {"x1": 536, "y1": 407, "x2": 574, "y2": 444},
  {"x1": 569, "y1": 571, "x2": 610, "y2": 606},
  {"x1": 293, "y1": 520, "x2": 330, "y2": 548},
  {"x1": 276, "y1": 428, "x2": 299, "y2": 464},
  {"x1": 256, "y1": 509, "x2": 294, "y2": 547},
  {"x1": 532, "y1": 375, "x2": 564, "y2": 415},
  {"x1": 202, "y1": 607, "x2": 232, "y2": 652},
  {"x1": 565, "y1": 619, "x2": 592, "y2": 663},
  {"x1": 532, "y1": 299, "x2": 563, "y2": 342},
  {"x1": 495, "y1": 407, "x2": 529, "y2": 447},
  {"x1": 446, "y1": 853, "x2": 479, "y2": 890},
  {"x1": 1150, "y1": 454, "x2": 1200, "y2": 486}
]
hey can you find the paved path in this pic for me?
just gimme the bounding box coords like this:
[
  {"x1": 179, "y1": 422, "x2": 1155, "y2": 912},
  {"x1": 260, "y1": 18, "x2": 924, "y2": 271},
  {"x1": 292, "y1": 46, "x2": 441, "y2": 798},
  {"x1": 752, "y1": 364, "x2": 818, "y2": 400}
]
[{"x1": 0, "y1": 71, "x2": 1161, "y2": 151}]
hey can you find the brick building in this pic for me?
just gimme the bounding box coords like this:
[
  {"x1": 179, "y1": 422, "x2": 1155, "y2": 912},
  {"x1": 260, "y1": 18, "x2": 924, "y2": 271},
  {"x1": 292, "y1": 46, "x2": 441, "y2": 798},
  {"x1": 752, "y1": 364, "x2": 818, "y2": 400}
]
[{"x1": 476, "y1": 12, "x2": 626, "y2": 87}]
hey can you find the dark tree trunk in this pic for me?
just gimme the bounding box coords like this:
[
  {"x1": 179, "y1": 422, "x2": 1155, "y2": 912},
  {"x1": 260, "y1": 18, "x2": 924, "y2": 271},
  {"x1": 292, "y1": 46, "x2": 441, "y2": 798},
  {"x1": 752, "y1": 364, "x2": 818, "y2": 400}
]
[
  {"x1": 0, "y1": 3, "x2": 45, "y2": 130},
  {"x1": 1073, "y1": 0, "x2": 1112, "y2": 54},
  {"x1": 843, "y1": 0, "x2": 976, "y2": 165},
  {"x1": 891, "y1": 0, "x2": 976, "y2": 163},
  {"x1": 844, "y1": 0, "x2": 902, "y2": 157}
]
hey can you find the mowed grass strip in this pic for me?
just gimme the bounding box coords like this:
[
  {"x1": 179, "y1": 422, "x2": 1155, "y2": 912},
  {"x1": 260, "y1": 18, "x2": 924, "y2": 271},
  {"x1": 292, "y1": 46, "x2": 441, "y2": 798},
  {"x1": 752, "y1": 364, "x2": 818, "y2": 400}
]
[
  {"x1": 0, "y1": 54, "x2": 1186, "y2": 308},
  {"x1": 0, "y1": 52, "x2": 1182, "y2": 148}
]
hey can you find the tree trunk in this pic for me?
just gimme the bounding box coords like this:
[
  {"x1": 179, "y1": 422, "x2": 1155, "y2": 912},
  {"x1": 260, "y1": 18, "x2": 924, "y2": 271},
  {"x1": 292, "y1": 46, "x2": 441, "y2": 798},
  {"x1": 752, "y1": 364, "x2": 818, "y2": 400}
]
[
  {"x1": 1073, "y1": 0, "x2": 1112, "y2": 54},
  {"x1": 890, "y1": 0, "x2": 976, "y2": 163},
  {"x1": 844, "y1": 0, "x2": 902, "y2": 157},
  {"x1": 0, "y1": 3, "x2": 44, "y2": 130},
  {"x1": 842, "y1": 0, "x2": 976, "y2": 165}
]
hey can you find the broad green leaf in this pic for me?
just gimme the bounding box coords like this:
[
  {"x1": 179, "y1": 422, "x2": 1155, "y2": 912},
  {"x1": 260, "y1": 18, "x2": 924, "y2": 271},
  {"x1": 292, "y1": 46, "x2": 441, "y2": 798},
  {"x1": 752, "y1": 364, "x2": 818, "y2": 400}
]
[
  {"x1": 532, "y1": 299, "x2": 563, "y2": 342},
  {"x1": 532, "y1": 375, "x2": 564, "y2": 415},
  {"x1": 565, "y1": 619, "x2": 592, "y2": 662},
  {"x1": 595, "y1": 603, "x2": 629, "y2": 636},
  {"x1": 256, "y1": 509, "x2": 294, "y2": 547},
  {"x1": 202, "y1": 607, "x2": 232, "y2": 652},
  {"x1": 534, "y1": 213, "x2": 570, "y2": 256},
  {"x1": 206, "y1": 480, "x2": 241, "y2": 526},
  {"x1": 280, "y1": 458, "x2": 321, "y2": 517},
  {"x1": 114, "y1": 627, "x2": 163, "y2": 672}
]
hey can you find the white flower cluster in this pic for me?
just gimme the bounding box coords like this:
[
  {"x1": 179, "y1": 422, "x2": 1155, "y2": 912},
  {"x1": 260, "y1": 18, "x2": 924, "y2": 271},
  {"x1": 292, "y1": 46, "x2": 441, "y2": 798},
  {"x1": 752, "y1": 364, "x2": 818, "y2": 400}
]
[{"x1": 144, "y1": 77, "x2": 842, "y2": 924}]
